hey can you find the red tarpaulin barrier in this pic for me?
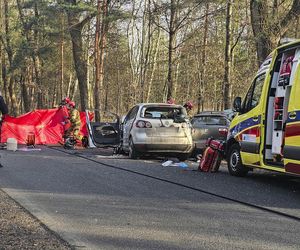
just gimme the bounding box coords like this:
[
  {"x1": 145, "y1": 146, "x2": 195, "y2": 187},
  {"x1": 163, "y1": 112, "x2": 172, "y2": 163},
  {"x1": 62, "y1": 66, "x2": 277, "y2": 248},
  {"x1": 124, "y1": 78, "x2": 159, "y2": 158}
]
[{"x1": 0, "y1": 107, "x2": 90, "y2": 145}]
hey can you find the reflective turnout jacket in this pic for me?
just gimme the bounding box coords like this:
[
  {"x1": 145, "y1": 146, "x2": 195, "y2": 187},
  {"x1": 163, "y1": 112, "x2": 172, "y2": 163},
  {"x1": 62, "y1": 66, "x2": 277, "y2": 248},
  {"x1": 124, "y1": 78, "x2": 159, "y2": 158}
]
[{"x1": 69, "y1": 108, "x2": 81, "y2": 128}]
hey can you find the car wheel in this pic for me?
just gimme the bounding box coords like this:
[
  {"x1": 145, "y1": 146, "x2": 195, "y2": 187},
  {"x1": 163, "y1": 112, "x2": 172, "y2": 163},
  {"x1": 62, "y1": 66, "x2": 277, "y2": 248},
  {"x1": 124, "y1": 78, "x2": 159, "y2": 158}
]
[
  {"x1": 128, "y1": 138, "x2": 139, "y2": 159},
  {"x1": 227, "y1": 144, "x2": 249, "y2": 177},
  {"x1": 178, "y1": 153, "x2": 189, "y2": 162}
]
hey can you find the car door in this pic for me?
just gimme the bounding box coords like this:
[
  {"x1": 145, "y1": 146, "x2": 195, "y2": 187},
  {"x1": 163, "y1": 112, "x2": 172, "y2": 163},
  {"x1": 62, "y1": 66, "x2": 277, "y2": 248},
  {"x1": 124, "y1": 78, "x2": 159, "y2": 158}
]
[
  {"x1": 122, "y1": 106, "x2": 139, "y2": 149},
  {"x1": 283, "y1": 51, "x2": 300, "y2": 175},
  {"x1": 237, "y1": 73, "x2": 266, "y2": 166},
  {"x1": 86, "y1": 110, "x2": 120, "y2": 148}
]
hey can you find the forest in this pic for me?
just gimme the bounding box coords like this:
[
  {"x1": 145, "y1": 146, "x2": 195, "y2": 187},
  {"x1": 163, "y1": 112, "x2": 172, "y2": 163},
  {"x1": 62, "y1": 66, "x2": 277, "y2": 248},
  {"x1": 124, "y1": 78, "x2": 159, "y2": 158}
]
[{"x1": 0, "y1": 0, "x2": 299, "y2": 120}]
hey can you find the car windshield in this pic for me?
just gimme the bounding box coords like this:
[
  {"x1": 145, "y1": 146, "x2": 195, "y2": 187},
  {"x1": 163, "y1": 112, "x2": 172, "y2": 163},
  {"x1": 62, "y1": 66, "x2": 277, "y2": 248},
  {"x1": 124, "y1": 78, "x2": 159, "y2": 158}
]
[
  {"x1": 191, "y1": 116, "x2": 228, "y2": 126},
  {"x1": 141, "y1": 106, "x2": 186, "y2": 119}
]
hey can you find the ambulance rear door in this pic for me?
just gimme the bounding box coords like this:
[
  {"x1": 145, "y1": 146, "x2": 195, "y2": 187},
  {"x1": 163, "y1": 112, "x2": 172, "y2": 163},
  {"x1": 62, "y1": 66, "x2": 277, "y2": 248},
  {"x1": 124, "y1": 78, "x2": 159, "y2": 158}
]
[{"x1": 283, "y1": 48, "x2": 300, "y2": 175}]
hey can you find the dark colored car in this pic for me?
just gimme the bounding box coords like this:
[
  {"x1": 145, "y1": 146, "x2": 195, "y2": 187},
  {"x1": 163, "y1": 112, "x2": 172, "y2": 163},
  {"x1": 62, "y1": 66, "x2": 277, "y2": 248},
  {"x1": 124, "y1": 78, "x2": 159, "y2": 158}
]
[{"x1": 191, "y1": 111, "x2": 230, "y2": 153}]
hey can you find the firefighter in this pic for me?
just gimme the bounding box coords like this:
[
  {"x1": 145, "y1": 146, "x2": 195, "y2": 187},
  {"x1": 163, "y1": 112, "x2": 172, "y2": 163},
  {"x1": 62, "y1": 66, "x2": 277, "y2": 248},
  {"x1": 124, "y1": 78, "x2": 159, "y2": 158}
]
[
  {"x1": 59, "y1": 96, "x2": 71, "y2": 107},
  {"x1": 183, "y1": 101, "x2": 193, "y2": 117},
  {"x1": 59, "y1": 97, "x2": 72, "y2": 140},
  {"x1": 64, "y1": 101, "x2": 83, "y2": 148}
]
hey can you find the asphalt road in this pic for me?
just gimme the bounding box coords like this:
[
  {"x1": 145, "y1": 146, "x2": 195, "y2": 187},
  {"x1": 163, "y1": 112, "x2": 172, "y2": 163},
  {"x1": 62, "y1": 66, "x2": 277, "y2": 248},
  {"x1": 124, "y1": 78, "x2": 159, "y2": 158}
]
[{"x1": 0, "y1": 146, "x2": 299, "y2": 250}]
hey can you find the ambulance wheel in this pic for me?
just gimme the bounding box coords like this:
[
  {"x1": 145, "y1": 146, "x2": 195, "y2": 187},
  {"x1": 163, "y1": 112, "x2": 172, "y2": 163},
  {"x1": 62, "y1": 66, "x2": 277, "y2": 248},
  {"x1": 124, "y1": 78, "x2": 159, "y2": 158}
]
[
  {"x1": 228, "y1": 144, "x2": 249, "y2": 177},
  {"x1": 128, "y1": 138, "x2": 139, "y2": 159}
]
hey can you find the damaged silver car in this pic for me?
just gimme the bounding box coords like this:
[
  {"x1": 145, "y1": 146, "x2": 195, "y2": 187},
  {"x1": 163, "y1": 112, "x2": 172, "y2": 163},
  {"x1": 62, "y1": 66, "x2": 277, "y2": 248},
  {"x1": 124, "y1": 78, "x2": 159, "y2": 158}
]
[{"x1": 121, "y1": 103, "x2": 194, "y2": 160}]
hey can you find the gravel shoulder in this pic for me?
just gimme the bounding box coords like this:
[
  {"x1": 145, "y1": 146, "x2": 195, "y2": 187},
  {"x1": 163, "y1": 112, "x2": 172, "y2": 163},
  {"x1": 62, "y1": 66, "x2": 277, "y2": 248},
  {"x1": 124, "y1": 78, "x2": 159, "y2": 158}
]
[{"x1": 0, "y1": 188, "x2": 72, "y2": 249}]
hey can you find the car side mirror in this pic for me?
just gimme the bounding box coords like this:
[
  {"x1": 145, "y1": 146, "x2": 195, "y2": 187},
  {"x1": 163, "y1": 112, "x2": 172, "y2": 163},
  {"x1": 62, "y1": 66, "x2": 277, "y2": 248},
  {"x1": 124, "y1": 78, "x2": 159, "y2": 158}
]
[{"x1": 233, "y1": 97, "x2": 242, "y2": 113}]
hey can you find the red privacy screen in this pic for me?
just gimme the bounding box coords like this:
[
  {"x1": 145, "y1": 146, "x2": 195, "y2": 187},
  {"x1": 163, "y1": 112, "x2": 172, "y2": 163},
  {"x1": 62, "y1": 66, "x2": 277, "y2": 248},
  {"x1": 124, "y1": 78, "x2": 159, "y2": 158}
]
[{"x1": 1, "y1": 107, "x2": 90, "y2": 145}]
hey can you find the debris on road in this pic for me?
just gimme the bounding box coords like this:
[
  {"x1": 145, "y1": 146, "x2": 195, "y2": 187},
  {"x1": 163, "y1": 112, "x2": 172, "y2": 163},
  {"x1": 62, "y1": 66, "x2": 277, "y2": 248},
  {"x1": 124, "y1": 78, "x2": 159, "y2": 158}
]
[
  {"x1": 18, "y1": 147, "x2": 42, "y2": 152},
  {"x1": 162, "y1": 160, "x2": 188, "y2": 168}
]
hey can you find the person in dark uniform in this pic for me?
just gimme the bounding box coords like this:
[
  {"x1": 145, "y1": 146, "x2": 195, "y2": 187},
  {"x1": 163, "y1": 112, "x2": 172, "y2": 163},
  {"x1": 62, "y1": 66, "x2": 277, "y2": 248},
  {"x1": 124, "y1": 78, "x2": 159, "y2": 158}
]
[
  {"x1": 0, "y1": 91, "x2": 8, "y2": 168},
  {"x1": 0, "y1": 92, "x2": 8, "y2": 119}
]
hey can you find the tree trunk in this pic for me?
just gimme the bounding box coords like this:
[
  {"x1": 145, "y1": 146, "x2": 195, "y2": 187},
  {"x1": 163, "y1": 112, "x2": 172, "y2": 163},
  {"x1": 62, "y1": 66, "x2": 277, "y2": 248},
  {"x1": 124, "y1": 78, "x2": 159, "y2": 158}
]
[
  {"x1": 94, "y1": 0, "x2": 102, "y2": 120},
  {"x1": 67, "y1": 73, "x2": 72, "y2": 98},
  {"x1": 98, "y1": 0, "x2": 109, "y2": 116},
  {"x1": 60, "y1": 13, "x2": 65, "y2": 102},
  {"x1": 166, "y1": 0, "x2": 176, "y2": 101},
  {"x1": 3, "y1": 0, "x2": 17, "y2": 115},
  {"x1": 146, "y1": 28, "x2": 161, "y2": 103},
  {"x1": 69, "y1": 28, "x2": 88, "y2": 110},
  {"x1": 1, "y1": 59, "x2": 8, "y2": 107},
  {"x1": 295, "y1": 16, "x2": 300, "y2": 38},
  {"x1": 127, "y1": 4, "x2": 139, "y2": 106},
  {"x1": 65, "y1": 0, "x2": 91, "y2": 111},
  {"x1": 0, "y1": 1, "x2": 9, "y2": 104},
  {"x1": 116, "y1": 65, "x2": 121, "y2": 114},
  {"x1": 250, "y1": 0, "x2": 271, "y2": 67},
  {"x1": 139, "y1": 0, "x2": 150, "y2": 103},
  {"x1": 70, "y1": 79, "x2": 78, "y2": 102},
  {"x1": 250, "y1": 0, "x2": 300, "y2": 66},
  {"x1": 21, "y1": 74, "x2": 31, "y2": 112},
  {"x1": 197, "y1": 3, "x2": 209, "y2": 113},
  {"x1": 272, "y1": 0, "x2": 278, "y2": 16},
  {"x1": 33, "y1": 2, "x2": 43, "y2": 109},
  {"x1": 86, "y1": 21, "x2": 93, "y2": 110},
  {"x1": 223, "y1": 0, "x2": 232, "y2": 110},
  {"x1": 94, "y1": 0, "x2": 109, "y2": 120},
  {"x1": 166, "y1": 33, "x2": 176, "y2": 101},
  {"x1": 16, "y1": 0, "x2": 43, "y2": 109}
]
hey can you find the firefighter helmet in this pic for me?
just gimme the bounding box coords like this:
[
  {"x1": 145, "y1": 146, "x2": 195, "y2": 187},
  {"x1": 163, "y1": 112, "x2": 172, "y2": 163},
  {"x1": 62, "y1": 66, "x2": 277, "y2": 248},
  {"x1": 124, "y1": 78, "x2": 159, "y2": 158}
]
[
  {"x1": 64, "y1": 97, "x2": 71, "y2": 103},
  {"x1": 60, "y1": 97, "x2": 71, "y2": 106},
  {"x1": 68, "y1": 101, "x2": 75, "y2": 108},
  {"x1": 184, "y1": 101, "x2": 193, "y2": 110}
]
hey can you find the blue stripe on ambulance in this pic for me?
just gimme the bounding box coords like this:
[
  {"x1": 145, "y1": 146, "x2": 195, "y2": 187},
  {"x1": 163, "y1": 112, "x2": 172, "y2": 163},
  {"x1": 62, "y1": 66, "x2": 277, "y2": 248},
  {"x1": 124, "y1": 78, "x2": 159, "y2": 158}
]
[
  {"x1": 230, "y1": 115, "x2": 261, "y2": 135},
  {"x1": 286, "y1": 110, "x2": 300, "y2": 124}
]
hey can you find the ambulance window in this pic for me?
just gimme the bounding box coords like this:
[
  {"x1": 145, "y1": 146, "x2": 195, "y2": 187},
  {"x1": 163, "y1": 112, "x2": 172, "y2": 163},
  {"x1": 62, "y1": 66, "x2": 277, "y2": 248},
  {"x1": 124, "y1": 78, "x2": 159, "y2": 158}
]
[{"x1": 243, "y1": 74, "x2": 265, "y2": 112}]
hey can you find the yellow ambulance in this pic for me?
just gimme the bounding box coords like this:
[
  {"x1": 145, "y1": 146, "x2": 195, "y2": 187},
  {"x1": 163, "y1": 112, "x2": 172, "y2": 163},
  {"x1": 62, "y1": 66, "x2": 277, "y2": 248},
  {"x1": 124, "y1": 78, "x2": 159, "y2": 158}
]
[{"x1": 227, "y1": 40, "x2": 300, "y2": 176}]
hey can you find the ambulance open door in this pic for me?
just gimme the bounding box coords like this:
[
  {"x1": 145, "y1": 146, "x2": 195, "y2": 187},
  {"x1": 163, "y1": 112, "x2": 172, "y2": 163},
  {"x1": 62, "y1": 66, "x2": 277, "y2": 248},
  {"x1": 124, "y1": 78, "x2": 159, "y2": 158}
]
[
  {"x1": 238, "y1": 74, "x2": 266, "y2": 166},
  {"x1": 283, "y1": 48, "x2": 300, "y2": 175}
]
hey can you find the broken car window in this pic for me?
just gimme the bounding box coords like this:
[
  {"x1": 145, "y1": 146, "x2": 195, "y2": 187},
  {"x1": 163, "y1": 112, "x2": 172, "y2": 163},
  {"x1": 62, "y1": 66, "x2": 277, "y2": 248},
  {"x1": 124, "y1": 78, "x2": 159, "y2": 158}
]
[{"x1": 141, "y1": 106, "x2": 186, "y2": 119}]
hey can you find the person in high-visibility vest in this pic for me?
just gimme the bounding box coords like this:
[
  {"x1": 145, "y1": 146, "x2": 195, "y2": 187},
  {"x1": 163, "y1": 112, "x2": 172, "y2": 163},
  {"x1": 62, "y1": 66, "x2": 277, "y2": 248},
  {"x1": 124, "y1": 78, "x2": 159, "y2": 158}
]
[
  {"x1": 64, "y1": 101, "x2": 83, "y2": 143},
  {"x1": 183, "y1": 101, "x2": 193, "y2": 118}
]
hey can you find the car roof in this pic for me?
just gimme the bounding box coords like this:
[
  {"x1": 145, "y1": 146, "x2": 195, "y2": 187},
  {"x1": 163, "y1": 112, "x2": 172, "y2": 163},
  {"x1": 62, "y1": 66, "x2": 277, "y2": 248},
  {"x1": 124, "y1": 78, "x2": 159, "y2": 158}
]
[
  {"x1": 193, "y1": 111, "x2": 227, "y2": 117},
  {"x1": 136, "y1": 103, "x2": 184, "y2": 108}
]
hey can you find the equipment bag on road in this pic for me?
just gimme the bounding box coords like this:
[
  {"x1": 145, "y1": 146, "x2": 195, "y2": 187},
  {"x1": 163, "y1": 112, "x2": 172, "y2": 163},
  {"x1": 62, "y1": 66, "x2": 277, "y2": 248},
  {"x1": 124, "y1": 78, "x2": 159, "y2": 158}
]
[{"x1": 199, "y1": 138, "x2": 224, "y2": 172}]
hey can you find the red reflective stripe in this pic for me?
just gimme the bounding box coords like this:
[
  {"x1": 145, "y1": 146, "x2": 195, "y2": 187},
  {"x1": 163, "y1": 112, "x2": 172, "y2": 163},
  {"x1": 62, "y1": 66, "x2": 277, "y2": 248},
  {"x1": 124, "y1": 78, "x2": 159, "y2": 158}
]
[
  {"x1": 246, "y1": 127, "x2": 260, "y2": 137},
  {"x1": 285, "y1": 163, "x2": 300, "y2": 175},
  {"x1": 242, "y1": 127, "x2": 260, "y2": 136},
  {"x1": 286, "y1": 123, "x2": 300, "y2": 137},
  {"x1": 235, "y1": 126, "x2": 260, "y2": 141}
]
